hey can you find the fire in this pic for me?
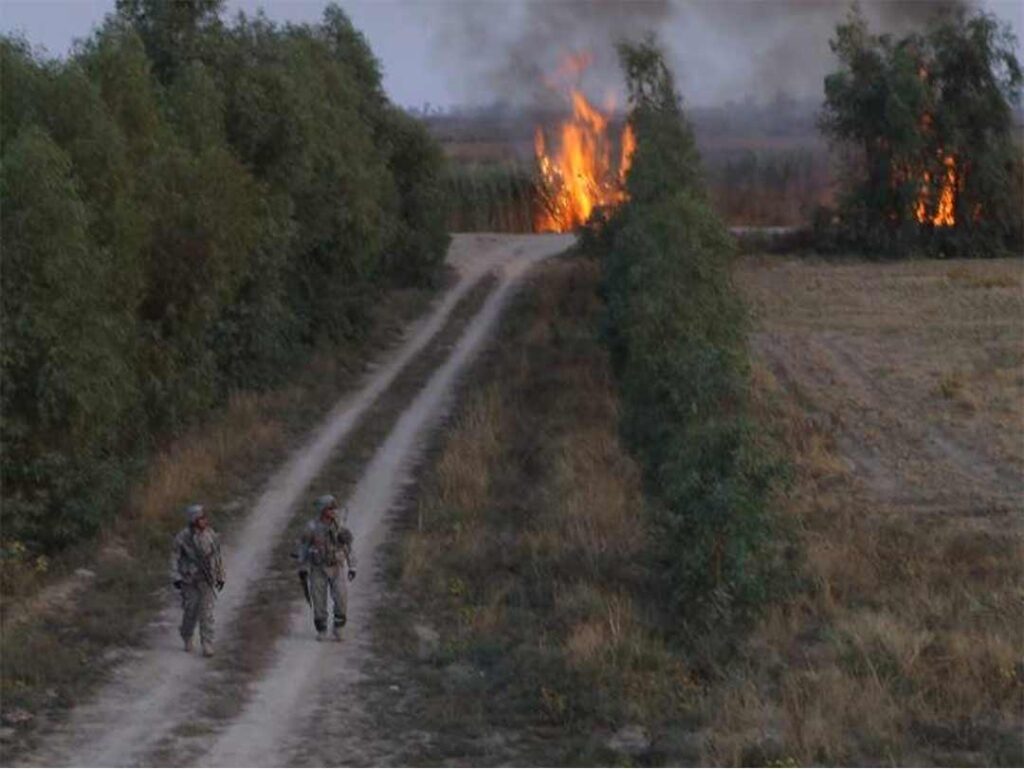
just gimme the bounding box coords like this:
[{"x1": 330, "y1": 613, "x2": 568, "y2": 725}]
[
  {"x1": 915, "y1": 154, "x2": 957, "y2": 227},
  {"x1": 534, "y1": 56, "x2": 635, "y2": 233}
]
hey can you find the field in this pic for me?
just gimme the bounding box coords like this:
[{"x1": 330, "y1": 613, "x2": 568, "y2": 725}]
[{"x1": 709, "y1": 255, "x2": 1024, "y2": 764}]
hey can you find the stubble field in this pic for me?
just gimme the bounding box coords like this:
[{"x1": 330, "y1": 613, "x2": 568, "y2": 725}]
[{"x1": 712, "y1": 255, "x2": 1024, "y2": 765}]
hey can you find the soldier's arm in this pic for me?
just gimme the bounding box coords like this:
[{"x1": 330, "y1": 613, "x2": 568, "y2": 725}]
[
  {"x1": 212, "y1": 533, "x2": 226, "y2": 583},
  {"x1": 340, "y1": 527, "x2": 357, "y2": 570},
  {"x1": 294, "y1": 525, "x2": 312, "y2": 570},
  {"x1": 169, "y1": 531, "x2": 184, "y2": 583}
]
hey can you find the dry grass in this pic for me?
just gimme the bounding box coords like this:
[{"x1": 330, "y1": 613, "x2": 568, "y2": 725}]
[
  {"x1": 392, "y1": 258, "x2": 700, "y2": 762},
  {"x1": 703, "y1": 255, "x2": 1024, "y2": 765},
  {"x1": 0, "y1": 283, "x2": 436, "y2": 747}
]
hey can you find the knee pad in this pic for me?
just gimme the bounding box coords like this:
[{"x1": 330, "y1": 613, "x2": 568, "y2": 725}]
[
  {"x1": 314, "y1": 618, "x2": 327, "y2": 633},
  {"x1": 333, "y1": 614, "x2": 347, "y2": 628}
]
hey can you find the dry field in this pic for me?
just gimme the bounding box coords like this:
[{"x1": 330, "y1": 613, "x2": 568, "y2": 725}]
[{"x1": 713, "y1": 256, "x2": 1024, "y2": 765}]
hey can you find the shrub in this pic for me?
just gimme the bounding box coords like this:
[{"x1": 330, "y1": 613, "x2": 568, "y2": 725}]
[{"x1": 595, "y1": 39, "x2": 782, "y2": 635}]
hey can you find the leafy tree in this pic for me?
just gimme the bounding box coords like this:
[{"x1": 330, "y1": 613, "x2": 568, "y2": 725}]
[
  {"x1": 820, "y1": 5, "x2": 1022, "y2": 256},
  {"x1": 0, "y1": 3, "x2": 450, "y2": 555},
  {"x1": 1, "y1": 127, "x2": 136, "y2": 548},
  {"x1": 115, "y1": 0, "x2": 224, "y2": 84},
  {"x1": 596, "y1": 40, "x2": 781, "y2": 635}
]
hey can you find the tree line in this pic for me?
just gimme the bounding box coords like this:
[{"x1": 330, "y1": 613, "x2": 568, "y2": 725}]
[
  {"x1": 1, "y1": 0, "x2": 449, "y2": 552},
  {"x1": 588, "y1": 40, "x2": 783, "y2": 638}
]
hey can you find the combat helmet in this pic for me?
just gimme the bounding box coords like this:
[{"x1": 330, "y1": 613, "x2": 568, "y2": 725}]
[
  {"x1": 314, "y1": 495, "x2": 338, "y2": 515},
  {"x1": 185, "y1": 503, "x2": 205, "y2": 525}
]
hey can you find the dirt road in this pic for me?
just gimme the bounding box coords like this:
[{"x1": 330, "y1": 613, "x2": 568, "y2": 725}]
[{"x1": 19, "y1": 233, "x2": 573, "y2": 768}]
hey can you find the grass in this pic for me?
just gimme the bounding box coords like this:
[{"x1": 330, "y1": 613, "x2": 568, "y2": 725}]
[
  {"x1": 443, "y1": 161, "x2": 539, "y2": 233},
  {"x1": 371, "y1": 252, "x2": 1022, "y2": 766},
  {"x1": 370, "y1": 257, "x2": 706, "y2": 764},
  {"x1": 706, "y1": 254, "x2": 1024, "y2": 766},
  {"x1": 0, "y1": 279, "x2": 440, "y2": 752}
]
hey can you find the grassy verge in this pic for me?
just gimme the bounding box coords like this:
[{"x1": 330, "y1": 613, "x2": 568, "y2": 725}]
[
  {"x1": 0, "y1": 276, "x2": 444, "y2": 750},
  {"x1": 368, "y1": 258, "x2": 706, "y2": 765}
]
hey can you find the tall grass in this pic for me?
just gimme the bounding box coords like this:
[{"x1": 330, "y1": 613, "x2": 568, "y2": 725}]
[{"x1": 443, "y1": 161, "x2": 538, "y2": 232}]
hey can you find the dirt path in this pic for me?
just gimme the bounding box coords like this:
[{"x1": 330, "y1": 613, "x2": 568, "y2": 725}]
[{"x1": 20, "y1": 233, "x2": 572, "y2": 768}]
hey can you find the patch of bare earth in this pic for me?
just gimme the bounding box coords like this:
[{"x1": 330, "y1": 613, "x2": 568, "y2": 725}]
[{"x1": 703, "y1": 256, "x2": 1024, "y2": 766}]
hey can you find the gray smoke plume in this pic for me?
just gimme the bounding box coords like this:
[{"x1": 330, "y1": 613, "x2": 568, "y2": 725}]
[{"x1": 419, "y1": 0, "x2": 985, "y2": 107}]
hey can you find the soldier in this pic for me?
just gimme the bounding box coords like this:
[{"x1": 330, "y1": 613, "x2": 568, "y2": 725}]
[
  {"x1": 170, "y1": 504, "x2": 225, "y2": 657},
  {"x1": 296, "y1": 494, "x2": 357, "y2": 641}
]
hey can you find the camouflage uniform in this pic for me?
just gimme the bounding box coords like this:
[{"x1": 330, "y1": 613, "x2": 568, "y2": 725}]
[
  {"x1": 297, "y1": 507, "x2": 357, "y2": 640},
  {"x1": 170, "y1": 514, "x2": 225, "y2": 654}
]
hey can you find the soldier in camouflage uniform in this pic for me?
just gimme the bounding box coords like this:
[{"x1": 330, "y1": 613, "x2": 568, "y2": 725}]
[
  {"x1": 170, "y1": 504, "x2": 225, "y2": 657},
  {"x1": 296, "y1": 494, "x2": 357, "y2": 641}
]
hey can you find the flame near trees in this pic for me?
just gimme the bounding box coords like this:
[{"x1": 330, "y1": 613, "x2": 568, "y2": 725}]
[
  {"x1": 820, "y1": 6, "x2": 1024, "y2": 256},
  {"x1": 915, "y1": 153, "x2": 958, "y2": 227},
  {"x1": 533, "y1": 54, "x2": 635, "y2": 233}
]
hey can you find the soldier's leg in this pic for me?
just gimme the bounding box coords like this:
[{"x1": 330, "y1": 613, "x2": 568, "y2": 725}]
[
  {"x1": 197, "y1": 582, "x2": 216, "y2": 653},
  {"x1": 309, "y1": 569, "x2": 329, "y2": 637},
  {"x1": 328, "y1": 573, "x2": 347, "y2": 630},
  {"x1": 180, "y1": 582, "x2": 200, "y2": 648}
]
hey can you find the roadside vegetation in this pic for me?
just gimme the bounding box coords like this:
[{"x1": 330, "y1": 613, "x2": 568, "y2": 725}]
[
  {"x1": 1, "y1": 0, "x2": 449, "y2": 739},
  {"x1": 443, "y1": 161, "x2": 538, "y2": 233},
  {"x1": 1, "y1": 0, "x2": 449, "y2": 559},
  {"x1": 376, "y1": 39, "x2": 785, "y2": 764}
]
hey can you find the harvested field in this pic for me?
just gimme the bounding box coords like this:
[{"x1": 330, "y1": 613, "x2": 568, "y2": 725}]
[{"x1": 708, "y1": 255, "x2": 1024, "y2": 765}]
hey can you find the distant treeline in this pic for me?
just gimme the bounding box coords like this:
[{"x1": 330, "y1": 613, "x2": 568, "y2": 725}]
[{"x1": 1, "y1": 1, "x2": 449, "y2": 552}]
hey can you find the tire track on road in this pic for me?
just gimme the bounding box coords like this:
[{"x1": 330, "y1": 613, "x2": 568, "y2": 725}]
[
  {"x1": 196, "y1": 235, "x2": 573, "y2": 767},
  {"x1": 20, "y1": 235, "x2": 552, "y2": 768}
]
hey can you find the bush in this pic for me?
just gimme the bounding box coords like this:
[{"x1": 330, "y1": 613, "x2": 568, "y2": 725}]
[{"x1": 595, "y1": 39, "x2": 782, "y2": 635}]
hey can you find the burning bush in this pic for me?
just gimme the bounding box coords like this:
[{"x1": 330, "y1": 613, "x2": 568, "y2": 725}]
[
  {"x1": 533, "y1": 53, "x2": 635, "y2": 233},
  {"x1": 819, "y1": 5, "x2": 1023, "y2": 257}
]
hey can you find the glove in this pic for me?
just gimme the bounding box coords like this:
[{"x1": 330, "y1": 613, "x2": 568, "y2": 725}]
[
  {"x1": 173, "y1": 580, "x2": 182, "y2": 590},
  {"x1": 348, "y1": 570, "x2": 356, "y2": 582},
  {"x1": 299, "y1": 570, "x2": 308, "y2": 580},
  {"x1": 216, "y1": 580, "x2": 225, "y2": 592}
]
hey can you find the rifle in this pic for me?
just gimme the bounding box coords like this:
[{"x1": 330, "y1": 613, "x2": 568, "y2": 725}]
[
  {"x1": 187, "y1": 532, "x2": 220, "y2": 597},
  {"x1": 298, "y1": 571, "x2": 312, "y2": 607}
]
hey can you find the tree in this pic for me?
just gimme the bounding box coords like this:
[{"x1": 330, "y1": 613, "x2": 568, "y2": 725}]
[{"x1": 820, "y1": 5, "x2": 1022, "y2": 256}]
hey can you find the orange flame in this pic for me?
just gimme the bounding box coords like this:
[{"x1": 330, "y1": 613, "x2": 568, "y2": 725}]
[
  {"x1": 915, "y1": 153, "x2": 957, "y2": 227},
  {"x1": 534, "y1": 56, "x2": 635, "y2": 233}
]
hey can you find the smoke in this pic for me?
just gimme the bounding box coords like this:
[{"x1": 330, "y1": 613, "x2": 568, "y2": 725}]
[
  {"x1": 418, "y1": 0, "x2": 983, "y2": 108},
  {"x1": 420, "y1": 0, "x2": 671, "y2": 108}
]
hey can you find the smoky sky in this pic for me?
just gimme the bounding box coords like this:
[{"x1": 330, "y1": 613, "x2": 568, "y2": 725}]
[
  {"x1": 1, "y1": 1, "x2": 1020, "y2": 108},
  {"x1": 416, "y1": 0, "x2": 1015, "y2": 107}
]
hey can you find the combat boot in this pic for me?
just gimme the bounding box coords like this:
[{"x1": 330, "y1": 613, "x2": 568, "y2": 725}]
[
  {"x1": 316, "y1": 630, "x2": 327, "y2": 642},
  {"x1": 183, "y1": 636, "x2": 194, "y2": 653},
  {"x1": 331, "y1": 626, "x2": 343, "y2": 642},
  {"x1": 202, "y1": 641, "x2": 215, "y2": 658}
]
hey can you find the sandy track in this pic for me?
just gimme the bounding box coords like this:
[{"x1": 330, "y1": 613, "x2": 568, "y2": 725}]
[{"x1": 21, "y1": 233, "x2": 572, "y2": 768}]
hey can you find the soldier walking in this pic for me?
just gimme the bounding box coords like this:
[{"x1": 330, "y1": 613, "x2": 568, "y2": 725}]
[
  {"x1": 170, "y1": 504, "x2": 225, "y2": 657},
  {"x1": 296, "y1": 494, "x2": 357, "y2": 641}
]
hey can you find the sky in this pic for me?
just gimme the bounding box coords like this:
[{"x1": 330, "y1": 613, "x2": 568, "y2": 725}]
[{"x1": 1, "y1": 1, "x2": 1021, "y2": 109}]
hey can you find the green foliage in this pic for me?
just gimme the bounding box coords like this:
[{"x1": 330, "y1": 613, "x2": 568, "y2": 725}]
[
  {"x1": 597, "y1": 39, "x2": 781, "y2": 635},
  {"x1": 0, "y1": 3, "x2": 448, "y2": 552},
  {"x1": 1, "y1": 127, "x2": 137, "y2": 547},
  {"x1": 819, "y1": 5, "x2": 1023, "y2": 257}
]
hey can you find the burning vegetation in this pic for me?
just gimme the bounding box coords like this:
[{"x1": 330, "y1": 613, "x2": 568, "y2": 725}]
[
  {"x1": 533, "y1": 53, "x2": 635, "y2": 232},
  {"x1": 820, "y1": 6, "x2": 1022, "y2": 256}
]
